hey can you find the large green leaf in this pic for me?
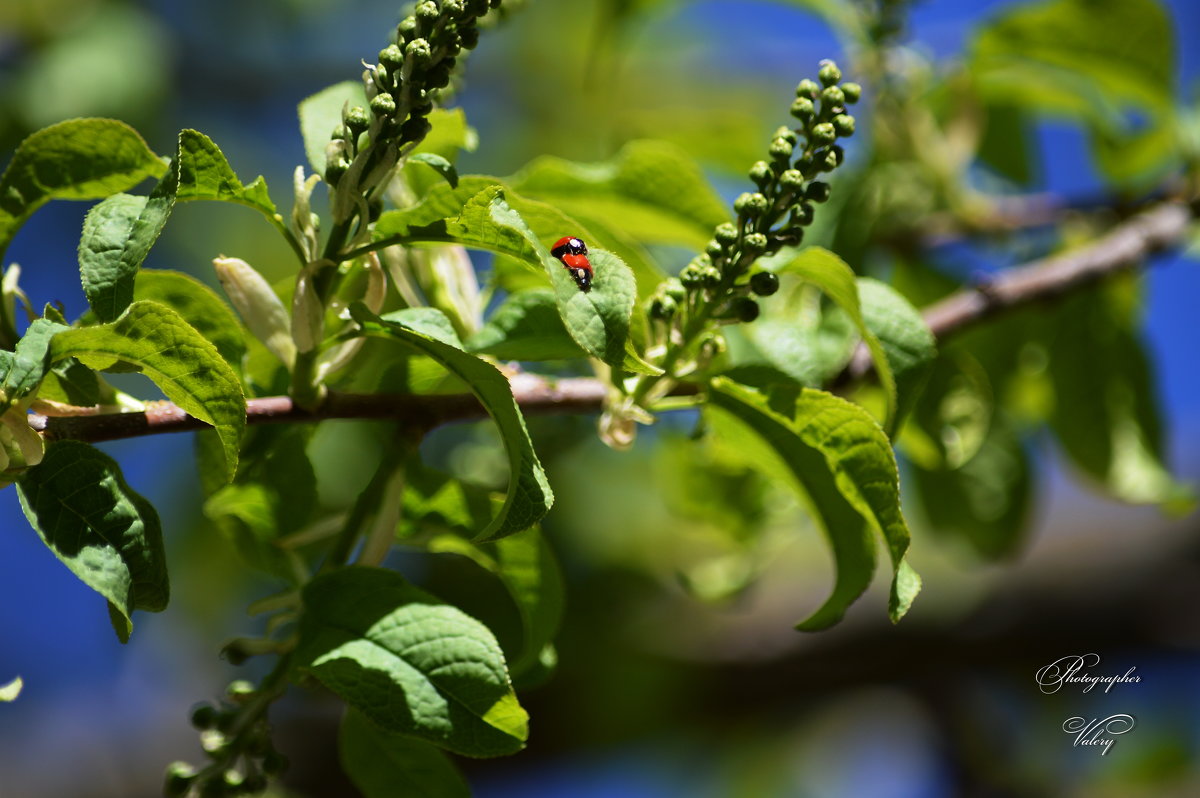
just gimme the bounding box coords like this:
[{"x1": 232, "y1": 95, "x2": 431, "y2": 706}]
[
  {"x1": 0, "y1": 118, "x2": 166, "y2": 261},
  {"x1": 17, "y1": 440, "x2": 168, "y2": 642},
  {"x1": 776, "y1": 247, "x2": 900, "y2": 433},
  {"x1": 172, "y1": 129, "x2": 278, "y2": 219},
  {"x1": 133, "y1": 269, "x2": 246, "y2": 373},
  {"x1": 857, "y1": 277, "x2": 936, "y2": 426},
  {"x1": 467, "y1": 289, "x2": 586, "y2": 361},
  {"x1": 352, "y1": 305, "x2": 552, "y2": 540},
  {"x1": 706, "y1": 379, "x2": 919, "y2": 629},
  {"x1": 1, "y1": 318, "x2": 68, "y2": 412},
  {"x1": 509, "y1": 139, "x2": 730, "y2": 250},
  {"x1": 340, "y1": 709, "x2": 470, "y2": 798},
  {"x1": 49, "y1": 301, "x2": 245, "y2": 480},
  {"x1": 1048, "y1": 282, "x2": 1193, "y2": 510},
  {"x1": 376, "y1": 185, "x2": 637, "y2": 368},
  {"x1": 296, "y1": 567, "x2": 528, "y2": 757}
]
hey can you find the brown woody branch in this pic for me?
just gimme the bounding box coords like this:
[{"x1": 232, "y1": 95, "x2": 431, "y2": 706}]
[{"x1": 27, "y1": 200, "x2": 1196, "y2": 444}]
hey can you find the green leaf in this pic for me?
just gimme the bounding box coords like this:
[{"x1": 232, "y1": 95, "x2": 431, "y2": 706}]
[
  {"x1": 409, "y1": 153, "x2": 459, "y2": 189},
  {"x1": 49, "y1": 301, "x2": 245, "y2": 481},
  {"x1": 133, "y1": 269, "x2": 246, "y2": 372},
  {"x1": 340, "y1": 709, "x2": 471, "y2": 798},
  {"x1": 37, "y1": 359, "x2": 101, "y2": 406},
  {"x1": 706, "y1": 379, "x2": 919, "y2": 629},
  {"x1": 429, "y1": 525, "x2": 565, "y2": 674},
  {"x1": 1048, "y1": 282, "x2": 1193, "y2": 510},
  {"x1": 858, "y1": 277, "x2": 937, "y2": 427},
  {"x1": 16, "y1": 440, "x2": 168, "y2": 640},
  {"x1": 298, "y1": 80, "x2": 367, "y2": 175},
  {"x1": 296, "y1": 567, "x2": 529, "y2": 757},
  {"x1": 467, "y1": 289, "x2": 586, "y2": 361},
  {"x1": 0, "y1": 118, "x2": 166, "y2": 261},
  {"x1": 378, "y1": 185, "x2": 637, "y2": 368},
  {"x1": 777, "y1": 248, "x2": 900, "y2": 433},
  {"x1": 509, "y1": 139, "x2": 731, "y2": 250},
  {"x1": 0, "y1": 675, "x2": 22, "y2": 702},
  {"x1": 902, "y1": 351, "x2": 993, "y2": 470},
  {"x1": 352, "y1": 305, "x2": 553, "y2": 540},
  {"x1": 78, "y1": 185, "x2": 174, "y2": 322},
  {"x1": 977, "y1": 103, "x2": 1038, "y2": 185},
  {"x1": 912, "y1": 413, "x2": 1032, "y2": 560},
  {"x1": 1, "y1": 318, "x2": 69, "y2": 411},
  {"x1": 172, "y1": 129, "x2": 277, "y2": 219}
]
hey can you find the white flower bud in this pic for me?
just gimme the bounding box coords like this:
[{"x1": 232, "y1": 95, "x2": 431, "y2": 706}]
[{"x1": 212, "y1": 256, "x2": 296, "y2": 367}]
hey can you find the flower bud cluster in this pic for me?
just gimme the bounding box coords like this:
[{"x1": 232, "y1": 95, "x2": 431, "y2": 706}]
[
  {"x1": 655, "y1": 60, "x2": 858, "y2": 327},
  {"x1": 165, "y1": 681, "x2": 287, "y2": 797},
  {"x1": 324, "y1": 1, "x2": 504, "y2": 195}
]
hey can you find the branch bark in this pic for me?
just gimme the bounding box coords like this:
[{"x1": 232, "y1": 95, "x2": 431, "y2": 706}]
[{"x1": 27, "y1": 200, "x2": 1197, "y2": 444}]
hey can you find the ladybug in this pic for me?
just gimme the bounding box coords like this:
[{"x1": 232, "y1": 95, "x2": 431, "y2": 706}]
[{"x1": 551, "y1": 236, "x2": 593, "y2": 292}]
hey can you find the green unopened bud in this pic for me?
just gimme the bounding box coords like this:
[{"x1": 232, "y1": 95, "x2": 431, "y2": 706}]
[
  {"x1": 769, "y1": 137, "x2": 794, "y2": 161},
  {"x1": 705, "y1": 239, "x2": 724, "y2": 258},
  {"x1": 833, "y1": 114, "x2": 855, "y2": 137},
  {"x1": 773, "y1": 126, "x2": 798, "y2": 145},
  {"x1": 226, "y1": 680, "x2": 256, "y2": 701},
  {"x1": 734, "y1": 192, "x2": 769, "y2": 218},
  {"x1": 397, "y1": 17, "x2": 419, "y2": 41},
  {"x1": 790, "y1": 96, "x2": 815, "y2": 120},
  {"x1": 426, "y1": 64, "x2": 453, "y2": 89},
  {"x1": 714, "y1": 222, "x2": 739, "y2": 245},
  {"x1": 795, "y1": 78, "x2": 819, "y2": 99},
  {"x1": 793, "y1": 201, "x2": 815, "y2": 225},
  {"x1": 213, "y1": 257, "x2": 296, "y2": 367},
  {"x1": 650, "y1": 295, "x2": 678, "y2": 319},
  {"x1": 742, "y1": 232, "x2": 768, "y2": 255},
  {"x1": 821, "y1": 85, "x2": 845, "y2": 109},
  {"x1": 701, "y1": 265, "x2": 722, "y2": 287},
  {"x1": 732, "y1": 297, "x2": 760, "y2": 322},
  {"x1": 190, "y1": 703, "x2": 218, "y2": 730},
  {"x1": 344, "y1": 106, "x2": 370, "y2": 134},
  {"x1": 779, "y1": 169, "x2": 805, "y2": 190},
  {"x1": 459, "y1": 26, "x2": 481, "y2": 49},
  {"x1": 415, "y1": 1, "x2": 439, "y2": 25},
  {"x1": 164, "y1": 763, "x2": 195, "y2": 798},
  {"x1": 663, "y1": 279, "x2": 686, "y2": 302},
  {"x1": 406, "y1": 37, "x2": 432, "y2": 67},
  {"x1": 379, "y1": 44, "x2": 404, "y2": 70},
  {"x1": 369, "y1": 93, "x2": 396, "y2": 117},
  {"x1": 805, "y1": 181, "x2": 831, "y2": 202},
  {"x1": 841, "y1": 82, "x2": 862, "y2": 103},
  {"x1": 749, "y1": 160, "x2": 772, "y2": 188},
  {"x1": 750, "y1": 271, "x2": 780, "y2": 296},
  {"x1": 811, "y1": 122, "x2": 837, "y2": 144},
  {"x1": 680, "y1": 265, "x2": 703, "y2": 287},
  {"x1": 818, "y1": 59, "x2": 841, "y2": 86},
  {"x1": 400, "y1": 116, "x2": 432, "y2": 142},
  {"x1": 443, "y1": 0, "x2": 466, "y2": 17},
  {"x1": 818, "y1": 147, "x2": 840, "y2": 171}
]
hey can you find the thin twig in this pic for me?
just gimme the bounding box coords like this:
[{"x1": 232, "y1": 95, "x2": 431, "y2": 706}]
[{"x1": 24, "y1": 200, "x2": 1196, "y2": 444}]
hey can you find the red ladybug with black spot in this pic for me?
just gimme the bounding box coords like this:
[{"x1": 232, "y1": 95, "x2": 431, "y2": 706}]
[{"x1": 551, "y1": 236, "x2": 593, "y2": 292}]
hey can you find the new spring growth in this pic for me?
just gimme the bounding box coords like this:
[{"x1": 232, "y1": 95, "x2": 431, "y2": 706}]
[
  {"x1": 324, "y1": 0, "x2": 505, "y2": 229},
  {"x1": 649, "y1": 59, "x2": 858, "y2": 336}
]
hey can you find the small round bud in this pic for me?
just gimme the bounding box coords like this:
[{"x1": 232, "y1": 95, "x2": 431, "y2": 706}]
[
  {"x1": 769, "y1": 137, "x2": 794, "y2": 161},
  {"x1": 344, "y1": 106, "x2": 370, "y2": 133},
  {"x1": 400, "y1": 116, "x2": 432, "y2": 142},
  {"x1": 227, "y1": 680, "x2": 256, "y2": 701},
  {"x1": 369, "y1": 93, "x2": 396, "y2": 117},
  {"x1": 821, "y1": 85, "x2": 845, "y2": 108},
  {"x1": 443, "y1": 0, "x2": 466, "y2": 17},
  {"x1": 324, "y1": 159, "x2": 348, "y2": 184},
  {"x1": 841, "y1": 82, "x2": 862, "y2": 103},
  {"x1": 749, "y1": 160, "x2": 772, "y2": 188},
  {"x1": 742, "y1": 232, "x2": 768, "y2": 255},
  {"x1": 734, "y1": 192, "x2": 769, "y2": 218},
  {"x1": 651, "y1": 295, "x2": 678, "y2": 318},
  {"x1": 773, "y1": 126, "x2": 798, "y2": 145},
  {"x1": 459, "y1": 27, "x2": 481, "y2": 49},
  {"x1": 779, "y1": 169, "x2": 805, "y2": 190},
  {"x1": 680, "y1": 265, "x2": 703, "y2": 288},
  {"x1": 750, "y1": 271, "x2": 780, "y2": 296},
  {"x1": 811, "y1": 122, "x2": 837, "y2": 144},
  {"x1": 222, "y1": 769, "x2": 244, "y2": 789},
  {"x1": 330, "y1": 124, "x2": 352, "y2": 143},
  {"x1": 733, "y1": 297, "x2": 760, "y2": 322},
  {"x1": 714, "y1": 223, "x2": 739, "y2": 245},
  {"x1": 793, "y1": 201, "x2": 815, "y2": 226},
  {"x1": 833, "y1": 114, "x2": 855, "y2": 137},
  {"x1": 805, "y1": 181, "x2": 831, "y2": 202},
  {"x1": 406, "y1": 38, "x2": 432, "y2": 67},
  {"x1": 190, "y1": 703, "x2": 218, "y2": 730},
  {"x1": 426, "y1": 64, "x2": 453, "y2": 89},
  {"x1": 701, "y1": 265, "x2": 722, "y2": 287},
  {"x1": 790, "y1": 96, "x2": 815, "y2": 120},
  {"x1": 705, "y1": 239, "x2": 725, "y2": 258},
  {"x1": 379, "y1": 44, "x2": 404, "y2": 70},
  {"x1": 663, "y1": 279, "x2": 687, "y2": 302},
  {"x1": 818, "y1": 59, "x2": 842, "y2": 86},
  {"x1": 164, "y1": 763, "x2": 195, "y2": 798},
  {"x1": 415, "y1": 1, "x2": 439, "y2": 25},
  {"x1": 795, "y1": 78, "x2": 819, "y2": 99},
  {"x1": 397, "y1": 17, "x2": 419, "y2": 41}
]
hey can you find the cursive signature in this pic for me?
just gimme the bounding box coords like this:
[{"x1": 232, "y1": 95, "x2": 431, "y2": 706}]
[
  {"x1": 1063, "y1": 714, "x2": 1136, "y2": 755},
  {"x1": 1035, "y1": 654, "x2": 1141, "y2": 694}
]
